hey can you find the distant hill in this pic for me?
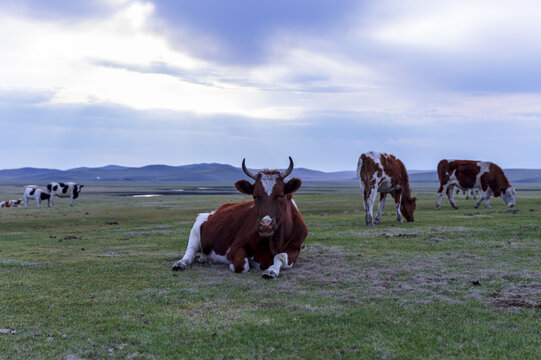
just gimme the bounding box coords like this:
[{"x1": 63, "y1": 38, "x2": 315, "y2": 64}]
[{"x1": 0, "y1": 164, "x2": 540, "y2": 184}]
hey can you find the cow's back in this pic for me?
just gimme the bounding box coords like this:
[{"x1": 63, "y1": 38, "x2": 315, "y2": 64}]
[
  {"x1": 359, "y1": 152, "x2": 408, "y2": 191},
  {"x1": 380, "y1": 154, "x2": 409, "y2": 188},
  {"x1": 200, "y1": 201, "x2": 257, "y2": 256},
  {"x1": 438, "y1": 159, "x2": 484, "y2": 189}
]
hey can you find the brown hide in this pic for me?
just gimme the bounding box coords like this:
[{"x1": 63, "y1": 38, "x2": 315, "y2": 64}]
[
  {"x1": 359, "y1": 152, "x2": 416, "y2": 222},
  {"x1": 200, "y1": 167, "x2": 307, "y2": 273},
  {"x1": 438, "y1": 160, "x2": 511, "y2": 197},
  {"x1": 481, "y1": 163, "x2": 512, "y2": 196}
]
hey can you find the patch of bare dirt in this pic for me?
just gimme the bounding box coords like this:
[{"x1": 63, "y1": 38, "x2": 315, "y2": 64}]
[
  {"x1": 174, "y1": 244, "x2": 541, "y2": 311},
  {"x1": 382, "y1": 233, "x2": 418, "y2": 238},
  {"x1": 491, "y1": 297, "x2": 541, "y2": 310},
  {"x1": 519, "y1": 225, "x2": 540, "y2": 230}
]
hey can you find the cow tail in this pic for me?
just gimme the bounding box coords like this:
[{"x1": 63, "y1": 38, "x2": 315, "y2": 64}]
[
  {"x1": 437, "y1": 160, "x2": 448, "y2": 193},
  {"x1": 356, "y1": 154, "x2": 365, "y2": 178}
]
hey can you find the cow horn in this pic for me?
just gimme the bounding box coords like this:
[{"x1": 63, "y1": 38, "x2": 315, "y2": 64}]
[
  {"x1": 281, "y1": 157, "x2": 294, "y2": 178},
  {"x1": 242, "y1": 158, "x2": 257, "y2": 180}
]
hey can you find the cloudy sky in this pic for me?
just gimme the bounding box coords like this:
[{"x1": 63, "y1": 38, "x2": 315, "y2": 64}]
[{"x1": 1, "y1": 0, "x2": 541, "y2": 171}]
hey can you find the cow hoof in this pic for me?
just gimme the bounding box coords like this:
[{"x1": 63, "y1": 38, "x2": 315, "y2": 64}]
[
  {"x1": 261, "y1": 269, "x2": 278, "y2": 279},
  {"x1": 195, "y1": 253, "x2": 207, "y2": 264},
  {"x1": 367, "y1": 223, "x2": 374, "y2": 227},
  {"x1": 374, "y1": 219, "x2": 380, "y2": 224},
  {"x1": 172, "y1": 260, "x2": 188, "y2": 271}
]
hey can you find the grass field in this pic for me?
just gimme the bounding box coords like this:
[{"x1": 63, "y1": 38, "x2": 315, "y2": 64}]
[{"x1": 0, "y1": 183, "x2": 539, "y2": 359}]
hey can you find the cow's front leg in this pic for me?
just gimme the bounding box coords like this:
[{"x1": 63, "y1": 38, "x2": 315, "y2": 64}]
[
  {"x1": 436, "y1": 185, "x2": 446, "y2": 210},
  {"x1": 70, "y1": 196, "x2": 74, "y2": 207},
  {"x1": 261, "y1": 253, "x2": 291, "y2": 279},
  {"x1": 374, "y1": 193, "x2": 387, "y2": 224},
  {"x1": 447, "y1": 186, "x2": 458, "y2": 209},
  {"x1": 228, "y1": 247, "x2": 250, "y2": 273},
  {"x1": 365, "y1": 188, "x2": 378, "y2": 227},
  {"x1": 393, "y1": 192, "x2": 403, "y2": 223},
  {"x1": 475, "y1": 190, "x2": 492, "y2": 209}
]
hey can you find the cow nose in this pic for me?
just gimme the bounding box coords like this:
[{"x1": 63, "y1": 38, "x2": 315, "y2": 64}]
[
  {"x1": 509, "y1": 204, "x2": 515, "y2": 208},
  {"x1": 259, "y1": 215, "x2": 273, "y2": 227}
]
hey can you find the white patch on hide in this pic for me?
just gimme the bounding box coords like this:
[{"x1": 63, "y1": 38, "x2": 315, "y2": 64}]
[{"x1": 261, "y1": 173, "x2": 279, "y2": 196}]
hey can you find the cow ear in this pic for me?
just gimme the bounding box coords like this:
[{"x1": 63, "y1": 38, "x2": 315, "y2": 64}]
[
  {"x1": 284, "y1": 178, "x2": 302, "y2": 194},
  {"x1": 235, "y1": 180, "x2": 254, "y2": 195},
  {"x1": 80, "y1": 184, "x2": 84, "y2": 188}
]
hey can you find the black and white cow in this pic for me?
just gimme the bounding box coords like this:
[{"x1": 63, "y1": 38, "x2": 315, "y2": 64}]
[
  {"x1": 23, "y1": 186, "x2": 51, "y2": 208},
  {"x1": 47, "y1": 182, "x2": 84, "y2": 207}
]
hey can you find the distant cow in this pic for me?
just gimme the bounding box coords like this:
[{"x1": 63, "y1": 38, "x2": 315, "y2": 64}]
[
  {"x1": 356, "y1": 151, "x2": 416, "y2": 227},
  {"x1": 47, "y1": 182, "x2": 84, "y2": 207},
  {"x1": 23, "y1": 186, "x2": 50, "y2": 208},
  {"x1": 436, "y1": 160, "x2": 516, "y2": 210},
  {"x1": 172, "y1": 157, "x2": 308, "y2": 279},
  {"x1": 0, "y1": 199, "x2": 23, "y2": 208}
]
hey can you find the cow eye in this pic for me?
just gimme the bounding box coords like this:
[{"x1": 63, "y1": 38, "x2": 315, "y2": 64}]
[
  {"x1": 253, "y1": 195, "x2": 261, "y2": 201},
  {"x1": 275, "y1": 194, "x2": 284, "y2": 199}
]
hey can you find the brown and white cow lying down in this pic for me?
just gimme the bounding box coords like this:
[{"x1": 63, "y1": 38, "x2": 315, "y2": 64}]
[
  {"x1": 436, "y1": 159, "x2": 516, "y2": 210},
  {"x1": 0, "y1": 199, "x2": 23, "y2": 208},
  {"x1": 172, "y1": 157, "x2": 308, "y2": 279},
  {"x1": 356, "y1": 151, "x2": 416, "y2": 227}
]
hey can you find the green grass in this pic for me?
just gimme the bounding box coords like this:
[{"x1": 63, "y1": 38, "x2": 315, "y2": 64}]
[{"x1": 0, "y1": 183, "x2": 539, "y2": 359}]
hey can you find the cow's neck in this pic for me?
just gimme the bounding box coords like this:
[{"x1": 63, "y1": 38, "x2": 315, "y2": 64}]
[{"x1": 400, "y1": 183, "x2": 413, "y2": 203}]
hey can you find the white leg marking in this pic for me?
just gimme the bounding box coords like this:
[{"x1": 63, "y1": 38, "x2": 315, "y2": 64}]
[
  {"x1": 375, "y1": 193, "x2": 387, "y2": 224},
  {"x1": 484, "y1": 190, "x2": 492, "y2": 209},
  {"x1": 366, "y1": 187, "x2": 378, "y2": 227},
  {"x1": 262, "y1": 253, "x2": 288, "y2": 279},
  {"x1": 448, "y1": 185, "x2": 457, "y2": 209},
  {"x1": 172, "y1": 212, "x2": 212, "y2": 271},
  {"x1": 436, "y1": 186, "x2": 446, "y2": 209},
  {"x1": 395, "y1": 194, "x2": 403, "y2": 223},
  {"x1": 475, "y1": 190, "x2": 492, "y2": 209}
]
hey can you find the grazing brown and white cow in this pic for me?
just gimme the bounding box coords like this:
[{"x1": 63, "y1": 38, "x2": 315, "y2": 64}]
[
  {"x1": 436, "y1": 159, "x2": 517, "y2": 210},
  {"x1": 356, "y1": 151, "x2": 416, "y2": 227},
  {"x1": 47, "y1": 182, "x2": 84, "y2": 207},
  {"x1": 172, "y1": 157, "x2": 308, "y2": 279},
  {"x1": 0, "y1": 199, "x2": 23, "y2": 208}
]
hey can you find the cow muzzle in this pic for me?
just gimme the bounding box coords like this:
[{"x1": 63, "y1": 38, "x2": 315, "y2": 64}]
[{"x1": 257, "y1": 216, "x2": 275, "y2": 237}]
